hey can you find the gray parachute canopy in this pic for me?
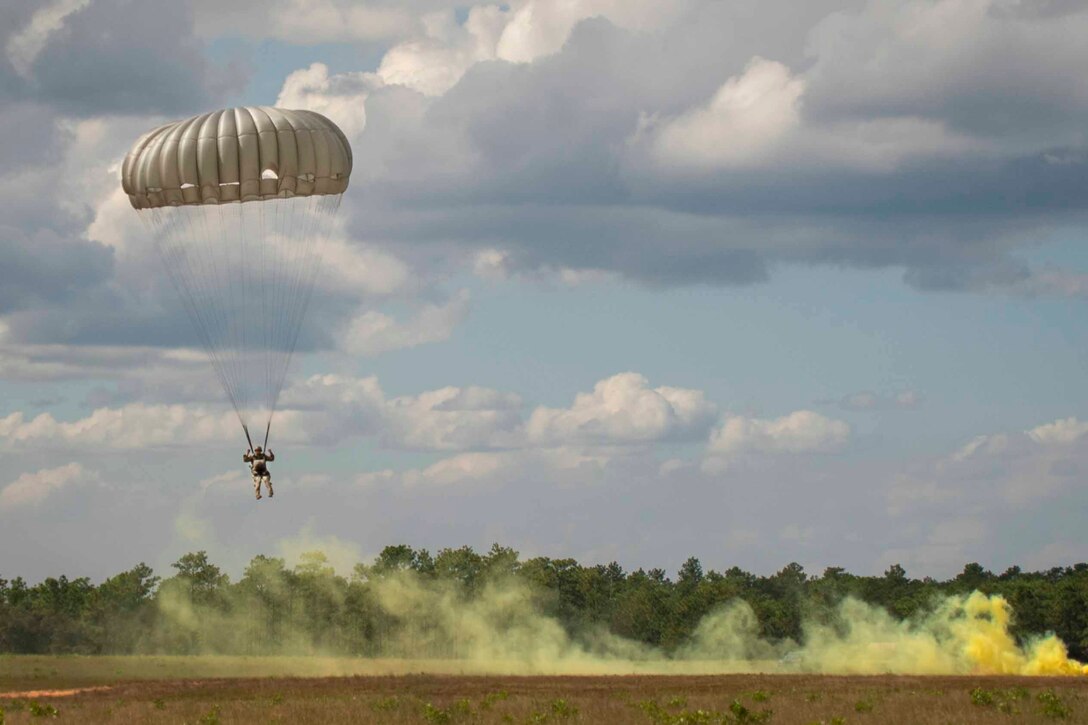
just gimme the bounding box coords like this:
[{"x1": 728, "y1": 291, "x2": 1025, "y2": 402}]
[
  {"x1": 124, "y1": 106, "x2": 354, "y2": 448},
  {"x1": 122, "y1": 106, "x2": 351, "y2": 209}
]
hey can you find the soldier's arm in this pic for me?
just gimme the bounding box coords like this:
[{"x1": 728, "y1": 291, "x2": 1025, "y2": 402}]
[{"x1": 266, "y1": 450, "x2": 275, "y2": 461}]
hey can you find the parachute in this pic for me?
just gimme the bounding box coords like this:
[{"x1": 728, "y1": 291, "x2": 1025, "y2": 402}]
[{"x1": 122, "y1": 106, "x2": 353, "y2": 448}]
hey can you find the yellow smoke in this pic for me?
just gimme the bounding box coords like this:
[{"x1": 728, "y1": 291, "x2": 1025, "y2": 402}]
[
  {"x1": 151, "y1": 564, "x2": 1088, "y2": 677},
  {"x1": 778, "y1": 592, "x2": 1088, "y2": 676}
]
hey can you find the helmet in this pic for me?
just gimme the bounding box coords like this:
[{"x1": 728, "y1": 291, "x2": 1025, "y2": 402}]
[{"x1": 254, "y1": 446, "x2": 263, "y2": 453}]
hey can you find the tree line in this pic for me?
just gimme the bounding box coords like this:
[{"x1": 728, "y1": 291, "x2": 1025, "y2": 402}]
[{"x1": 1, "y1": 545, "x2": 1086, "y2": 659}]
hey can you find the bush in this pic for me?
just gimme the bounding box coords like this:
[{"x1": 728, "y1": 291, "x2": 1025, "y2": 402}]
[{"x1": 1037, "y1": 690, "x2": 1071, "y2": 720}]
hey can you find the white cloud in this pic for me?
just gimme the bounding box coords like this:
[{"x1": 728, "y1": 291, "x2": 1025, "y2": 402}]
[
  {"x1": 272, "y1": 0, "x2": 687, "y2": 99},
  {"x1": 473, "y1": 248, "x2": 513, "y2": 279},
  {"x1": 642, "y1": 57, "x2": 804, "y2": 171},
  {"x1": 1027, "y1": 417, "x2": 1088, "y2": 446},
  {"x1": 636, "y1": 54, "x2": 976, "y2": 174},
  {"x1": 377, "y1": 6, "x2": 509, "y2": 96},
  {"x1": 275, "y1": 373, "x2": 521, "y2": 450},
  {"x1": 318, "y1": 236, "x2": 412, "y2": 297},
  {"x1": 494, "y1": 0, "x2": 686, "y2": 64},
  {"x1": 342, "y1": 289, "x2": 470, "y2": 356},
  {"x1": 888, "y1": 414, "x2": 1088, "y2": 516},
  {"x1": 276, "y1": 63, "x2": 379, "y2": 138},
  {"x1": 365, "y1": 0, "x2": 689, "y2": 97},
  {"x1": 360, "y1": 451, "x2": 513, "y2": 489},
  {"x1": 383, "y1": 385, "x2": 522, "y2": 451},
  {"x1": 0, "y1": 404, "x2": 243, "y2": 449},
  {"x1": 0, "y1": 462, "x2": 88, "y2": 509},
  {"x1": 950, "y1": 433, "x2": 1010, "y2": 462},
  {"x1": 526, "y1": 372, "x2": 717, "y2": 446},
  {"x1": 707, "y1": 409, "x2": 850, "y2": 460}
]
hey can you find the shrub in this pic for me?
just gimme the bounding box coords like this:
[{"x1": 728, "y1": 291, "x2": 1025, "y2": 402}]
[
  {"x1": 551, "y1": 699, "x2": 579, "y2": 718},
  {"x1": 1037, "y1": 690, "x2": 1071, "y2": 720},
  {"x1": 28, "y1": 701, "x2": 58, "y2": 719}
]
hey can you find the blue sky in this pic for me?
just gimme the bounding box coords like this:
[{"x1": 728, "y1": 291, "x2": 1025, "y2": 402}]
[{"x1": 2, "y1": 0, "x2": 1088, "y2": 583}]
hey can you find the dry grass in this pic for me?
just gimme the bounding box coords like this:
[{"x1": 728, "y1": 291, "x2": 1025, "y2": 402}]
[{"x1": 1, "y1": 657, "x2": 1087, "y2": 724}]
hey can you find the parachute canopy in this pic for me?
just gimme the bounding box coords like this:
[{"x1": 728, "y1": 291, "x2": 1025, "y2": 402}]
[
  {"x1": 124, "y1": 106, "x2": 353, "y2": 448},
  {"x1": 122, "y1": 106, "x2": 351, "y2": 209}
]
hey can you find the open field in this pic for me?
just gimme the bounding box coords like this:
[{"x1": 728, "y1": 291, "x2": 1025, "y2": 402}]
[{"x1": 2, "y1": 657, "x2": 1088, "y2": 724}]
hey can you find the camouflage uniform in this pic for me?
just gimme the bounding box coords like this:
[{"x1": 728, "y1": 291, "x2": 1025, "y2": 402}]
[{"x1": 243, "y1": 448, "x2": 275, "y2": 499}]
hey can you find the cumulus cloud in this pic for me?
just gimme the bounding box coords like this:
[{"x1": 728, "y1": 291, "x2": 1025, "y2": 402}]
[
  {"x1": 526, "y1": 372, "x2": 717, "y2": 446},
  {"x1": 0, "y1": 404, "x2": 242, "y2": 449},
  {"x1": 0, "y1": 462, "x2": 88, "y2": 510},
  {"x1": 709, "y1": 410, "x2": 850, "y2": 457},
  {"x1": 359, "y1": 451, "x2": 515, "y2": 489},
  {"x1": 269, "y1": 0, "x2": 1088, "y2": 292},
  {"x1": 342, "y1": 289, "x2": 471, "y2": 357},
  {"x1": 0, "y1": 369, "x2": 725, "y2": 463},
  {"x1": 886, "y1": 415, "x2": 1088, "y2": 517},
  {"x1": 376, "y1": 6, "x2": 509, "y2": 96},
  {"x1": 1026, "y1": 417, "x2": 1088, "y2": 446},
  {"x1": 704, "y1": 410, "x2": 850, "y2": 472},
  {"x1": 276, "y1": 63, "x2": 380, "y2": 138},
  {"x1": 7, "y1": 0, "x2": 1088, "y2": 370},
  {"x1": 640, "y1": 57, "x2": 804, "y2": 171},
  {"x1": 382, "y1": 384, "x2": 523, "y2": 451}
]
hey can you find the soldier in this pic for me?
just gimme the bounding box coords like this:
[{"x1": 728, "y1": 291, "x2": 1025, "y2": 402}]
[{"x1": 243, "y1": 446, "x2": 275, "y2": 500}]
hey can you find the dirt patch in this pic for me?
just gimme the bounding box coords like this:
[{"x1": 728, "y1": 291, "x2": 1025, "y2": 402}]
[{"x1": 0, "y1": 685, "x2": 113, "y2": 699}]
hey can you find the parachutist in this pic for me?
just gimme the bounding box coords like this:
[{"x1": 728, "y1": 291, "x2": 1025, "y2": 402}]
[
  {"x1": 123, "y1": 107, "x2": 350, "y2": 462},
  {"x1": 244, "y1": 446, "x2": 275, "y2": 500}
]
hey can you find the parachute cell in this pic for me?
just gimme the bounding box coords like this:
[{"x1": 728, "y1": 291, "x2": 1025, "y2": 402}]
[{"x1": 123, "y1": 106, "x2": 353, "y2": 447}]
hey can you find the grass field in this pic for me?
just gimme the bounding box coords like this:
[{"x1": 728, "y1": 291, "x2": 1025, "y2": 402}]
[{"x1": 2, "y1": 656, "x2": 1087, "y2": 724}]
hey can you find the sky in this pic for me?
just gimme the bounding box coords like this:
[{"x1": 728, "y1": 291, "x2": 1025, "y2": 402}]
[{"x1": 2, "y1": 0, "x2": 1088, "y2": 584}]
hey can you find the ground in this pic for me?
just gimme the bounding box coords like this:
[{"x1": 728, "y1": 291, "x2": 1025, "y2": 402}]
[{"x1": 1, "y1": 656, "x2": 1087, "y2": 724}]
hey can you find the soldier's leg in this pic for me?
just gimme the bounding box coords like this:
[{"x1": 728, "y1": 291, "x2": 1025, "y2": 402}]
[
  {"x1": 254, "y1": 473, "x2": 262, "y2": 499},
  {"x1": 263, "y1": 473, "x2": 273, "y2": 498}
]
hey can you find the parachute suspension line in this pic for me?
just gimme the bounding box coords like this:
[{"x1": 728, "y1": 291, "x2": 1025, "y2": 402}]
[
  {"x1": 264, "y1": 195, "x2": 305, "y2": 435},
  {"x1": 185, "y1": 203, "x2": 243, "y2": 421},
  {"x1": 190, "y1": 204, "x2": 234, "y2": 411},
  {"x1": 265, "y1": 193, "x2": 341, "y2": 432},
  {"x1": 268, "y1": 192, "x2": 314, "y2": 419},
  {"x1": 147, "y1": 206, "x2": 244, "y2": 429},
  {"x1": 266, "y1": 194, "x2": 312, "y2": 435},
  {"x1": 147, "y1": 194, "x2": 341, "y2": 447},
  {"x1": 237, "y1": 200, "x2": 247, "y2": 415},
  {"x1": 187, "y1": 205, "x2": 246, "y2": 424},
  {"x1": 268, "y1": 194, "x2": 288, "y2": 416},
  {"x1": 215, "y1": 202, "x2": 240, "y2": 417}
]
